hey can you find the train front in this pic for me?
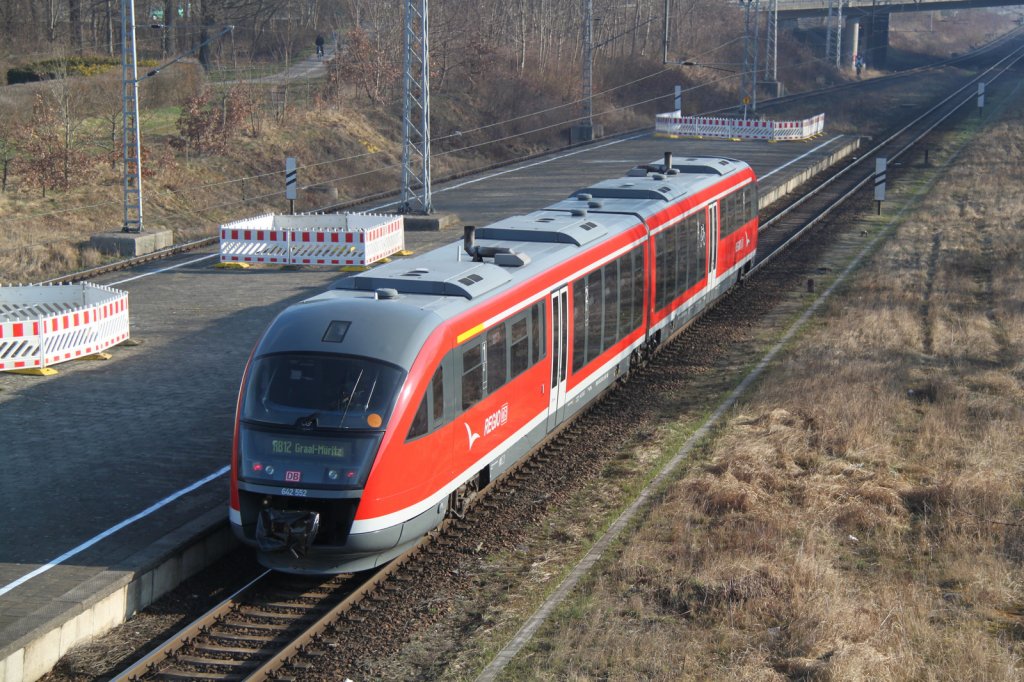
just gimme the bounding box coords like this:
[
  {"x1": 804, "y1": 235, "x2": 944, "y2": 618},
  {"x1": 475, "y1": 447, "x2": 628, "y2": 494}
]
[{"x1": 229, "y1": 289, "x2": 437, "y2": 573}]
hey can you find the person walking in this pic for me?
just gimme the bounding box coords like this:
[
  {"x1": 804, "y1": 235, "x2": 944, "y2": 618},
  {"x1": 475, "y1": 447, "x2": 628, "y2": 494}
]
[{"x1": 315, "y1": 33, "x2": 325, "y2": 59}]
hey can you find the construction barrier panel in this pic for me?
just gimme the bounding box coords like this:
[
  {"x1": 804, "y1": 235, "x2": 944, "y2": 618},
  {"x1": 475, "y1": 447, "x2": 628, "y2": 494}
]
[
  {"x1": 0, "y1": 283, "x2": 130, "y2": 372},
  {"x1": 219, "y1": 212, "x2": 405, "y2": 267},
  {"x1": 654, "y1": 111, "x2": 826, "y2": 142}
]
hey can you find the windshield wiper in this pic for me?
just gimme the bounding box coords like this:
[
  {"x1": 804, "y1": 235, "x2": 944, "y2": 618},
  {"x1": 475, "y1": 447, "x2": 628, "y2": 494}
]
[{"x1": 340, "y1": 370, "x2": 364, "y2": 424}]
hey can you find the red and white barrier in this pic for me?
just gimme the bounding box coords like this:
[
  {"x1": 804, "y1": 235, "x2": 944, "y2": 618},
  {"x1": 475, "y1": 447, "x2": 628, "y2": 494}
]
[
  {"x1": 219, "y1": 212, "x2": 405, "y2": 267},
  {"x1": 655, "y1": 111, "x2": 826, "y2": 142},
  {"x1": 0, "y1": 283, "x2": 130, "y2": 372}
]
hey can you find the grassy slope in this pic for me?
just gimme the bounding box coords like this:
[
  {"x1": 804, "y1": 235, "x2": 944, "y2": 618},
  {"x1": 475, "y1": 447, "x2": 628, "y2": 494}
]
[{"x1": 504, "y1": 62, "x2": 1024, "y2": 682}]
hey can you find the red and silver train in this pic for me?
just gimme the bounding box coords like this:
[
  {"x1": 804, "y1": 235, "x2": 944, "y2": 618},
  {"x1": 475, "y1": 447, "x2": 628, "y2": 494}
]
[{"x1": 230, "y1": 153, "x2": 758, "y2": 573}]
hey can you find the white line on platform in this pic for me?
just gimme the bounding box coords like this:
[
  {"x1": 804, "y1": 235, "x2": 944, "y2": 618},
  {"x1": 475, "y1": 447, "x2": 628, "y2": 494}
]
[
  {"x1": 759, "y1": 135, "x2": 847, "y2": 180},
  {"x1": 109, "y1": 253, "x2": 219, "y2": 286},
  {"x1": 369, "y1": 134, "x2": 649, "y2": 211},
  {"x1": 0, "y1": 466, "x2": 229, "y2": 598},
  {"x1": 107, "y1": 133, "x2": 836, "y2": 284}
]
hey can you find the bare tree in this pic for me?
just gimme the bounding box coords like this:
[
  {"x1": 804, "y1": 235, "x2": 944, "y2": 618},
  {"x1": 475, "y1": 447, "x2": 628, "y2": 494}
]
[{"x1": 0, "y1": 117, "x2": 18, "y2": 192}]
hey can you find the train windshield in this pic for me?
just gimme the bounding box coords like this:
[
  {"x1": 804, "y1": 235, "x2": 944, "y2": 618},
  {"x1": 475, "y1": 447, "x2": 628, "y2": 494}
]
[{"x1": 242, "y1": 353, "x2": 404, "y2": 430}]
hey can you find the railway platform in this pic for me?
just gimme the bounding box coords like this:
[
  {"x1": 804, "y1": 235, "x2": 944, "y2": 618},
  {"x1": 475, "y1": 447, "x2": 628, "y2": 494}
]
[{"x1": 0, "y1": 132, "x2": 859, "y2": 682}]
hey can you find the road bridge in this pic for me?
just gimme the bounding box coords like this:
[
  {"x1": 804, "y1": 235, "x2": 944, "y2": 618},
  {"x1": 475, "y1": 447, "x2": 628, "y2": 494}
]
[{"x1": 777, "y1": 0, "x2": 1022, "y2": 69}]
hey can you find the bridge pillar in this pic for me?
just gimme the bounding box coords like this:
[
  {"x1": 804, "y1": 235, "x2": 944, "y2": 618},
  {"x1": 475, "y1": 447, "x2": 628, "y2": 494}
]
[
  {"x1": 842, "y1": 17, "x2": 860, "y2": 70},
  {"x1": 863, "y1": 11, "x2": 890, "y2": 69}
]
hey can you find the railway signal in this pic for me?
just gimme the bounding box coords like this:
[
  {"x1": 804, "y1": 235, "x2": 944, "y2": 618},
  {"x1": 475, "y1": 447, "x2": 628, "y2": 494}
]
[
  {"x1": 874, "y1": 157, "x2": 886, "y2": 215},
  {"x1": 285, "y1": 157, "x2": 297, "y2": 214}
]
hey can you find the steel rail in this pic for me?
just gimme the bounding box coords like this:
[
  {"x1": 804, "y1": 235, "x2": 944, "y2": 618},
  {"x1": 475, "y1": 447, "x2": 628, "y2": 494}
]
[
  {"x1": 751, "y1": 40, "x2": 1024, "y2": 277},
  {"x1": 113, "y1": 570, "x2": 271, "y2": 681}
]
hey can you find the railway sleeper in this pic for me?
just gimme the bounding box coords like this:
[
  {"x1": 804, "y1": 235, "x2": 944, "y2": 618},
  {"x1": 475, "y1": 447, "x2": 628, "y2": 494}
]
[
  {"x1": 194, "y1": 643, "x2": 265, "y2": 656},
  {"x1": 174, "y1": 654, "x2": 259, "y2": 670},
  {"x1": 210, "y1": 631, "x2": 277, "y2": 644},
  {"x1": 221, "y1": 619, "x2": 294, "y2": 632},
  {"x1": 159, "y1": 668, "x2": 244, "y2": 681},
  {"x1": 237, "y1": 606, "x2": 308, "y2": 620}
]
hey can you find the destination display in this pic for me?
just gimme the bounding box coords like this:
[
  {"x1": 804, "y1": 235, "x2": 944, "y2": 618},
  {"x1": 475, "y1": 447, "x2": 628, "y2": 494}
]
[{"x1": 269, "y1": 437, "x2": 347, "y2": 458}]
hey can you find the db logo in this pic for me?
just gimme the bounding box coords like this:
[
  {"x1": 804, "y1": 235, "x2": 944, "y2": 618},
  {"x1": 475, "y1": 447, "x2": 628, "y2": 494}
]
[{"x1": 285, "y1": 471, "x2": 302, "y2": 482}]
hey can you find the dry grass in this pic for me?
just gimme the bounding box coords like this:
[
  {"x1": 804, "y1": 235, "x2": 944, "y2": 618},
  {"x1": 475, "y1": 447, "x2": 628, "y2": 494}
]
[{"x1": 516, "y1": 70, "x2": 1024, "y2": 682}]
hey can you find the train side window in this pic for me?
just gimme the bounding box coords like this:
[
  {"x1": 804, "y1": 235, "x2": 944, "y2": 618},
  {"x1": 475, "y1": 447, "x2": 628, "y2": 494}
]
[
  {"x1": 675, "y1": 222, "x2": 688, "y2": 297},
  {"x1": 617, "y1": 253, "x2": 632, "y2": 339},
  {"x1": 690, "y1": 214, "x2": 706, "y2": 286},
  {"x1": 655, "y1": 231, "x2": 668, "y2": 310},
  {"x1": 408, "y1": 396, "x2": 429, "y2": 440},
  {"x1": 461, "y1": 341, "x2": 484, "y2": 410},
  {"x1": 585, "y1": 270, "x2": 602, "y2": 364},
  {"x1": 510, "y1": 315, "x2": 530, "y2": 378},
  {"x1": 486, "y1": 324, "x2": 508, "y2": 392},
  {"x1": 632, "y1": 248, "x2": 644, "y2": 329},
  {"x1": 431, "y1": 365, "x2": 444, "y2": 428},
  {"x1": 572, "y1": 280, "x2": 585, "y2": 372},
  {"x1": 721, "y1": 196, "x2": 730, "y2": 238},
  {"x1": 602, "y1": 261, "x2": 619, "y2": 351},
  {"x1": 531, "y1": 301, "x2": 545, "y2": 364},
  {"x1": 670, "y1": 227, "x2": 681, "y2": 302},
  {"x1": 407, "y1": 364, "x2": 443, "y2": 441}
]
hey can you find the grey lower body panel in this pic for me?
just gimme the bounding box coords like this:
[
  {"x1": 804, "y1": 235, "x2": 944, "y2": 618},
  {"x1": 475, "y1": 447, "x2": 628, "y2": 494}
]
[{"x1": 232, "y1": 497, "x2": 447, "y2": 574}]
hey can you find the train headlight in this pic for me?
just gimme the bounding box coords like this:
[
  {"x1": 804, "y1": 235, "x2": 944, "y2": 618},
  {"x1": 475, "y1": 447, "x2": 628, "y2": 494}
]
[
  {"x1": 327, "y1": 469, "x2": 339, "y2": 480},
  {"x1": 265, "y1": 465, "x2": 275, "y2": 475}
]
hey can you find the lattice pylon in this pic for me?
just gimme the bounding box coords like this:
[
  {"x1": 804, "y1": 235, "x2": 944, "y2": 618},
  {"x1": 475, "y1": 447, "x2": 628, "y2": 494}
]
[
  {"x1": 739, "y1": 0, "x2": 760, "y2": 117},
  {"x1": 826, "y1": 0, "x2": 843, "y2": 68},
  {"x1": 765, "y1": 0, "x2": 778, "y2": 83},
  {"x1": 400, "y1": 0, "x2": 432, "y2": 215}
]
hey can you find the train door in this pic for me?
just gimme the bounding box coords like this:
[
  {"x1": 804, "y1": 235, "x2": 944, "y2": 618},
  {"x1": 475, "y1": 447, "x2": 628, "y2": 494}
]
[
  {"x1": 546, "y1": 286, "x2": 569, "y2": 432},
  {"x1": 707, "y1": 202, "x2": 719, "y2": 288}
]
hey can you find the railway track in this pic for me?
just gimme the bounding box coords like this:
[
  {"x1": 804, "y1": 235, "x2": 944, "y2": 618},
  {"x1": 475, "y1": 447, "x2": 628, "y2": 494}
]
[
  {"x1": 753, "y1": 38, "x2": 1024, "y2": 276},
  {"x1": 111, "y1": 36, "x2": 1024, "y2": 681}
]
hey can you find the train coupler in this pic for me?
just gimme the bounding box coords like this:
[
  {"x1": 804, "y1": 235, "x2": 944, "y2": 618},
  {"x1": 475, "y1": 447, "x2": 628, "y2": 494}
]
[{"x1": 256, "y1": 508, "x2": 320, "y2": 557}]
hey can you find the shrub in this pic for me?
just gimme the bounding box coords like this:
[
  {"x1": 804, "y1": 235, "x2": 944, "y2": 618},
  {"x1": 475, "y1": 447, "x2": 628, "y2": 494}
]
[{"x1": 6, "y1": 56, "x2": 159, "y2": 84}]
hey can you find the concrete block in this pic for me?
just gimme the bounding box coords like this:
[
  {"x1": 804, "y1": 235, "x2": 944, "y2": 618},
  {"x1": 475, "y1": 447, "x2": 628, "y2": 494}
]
[
  {"x1": 73, "y1": 608, "x2": 94, "y2": 644},
  {"x1": 126, "y1": 570, "x2": 153, "y2": 617},
  {"x1": 402, "y1": 212, "x2": 460, "y2": 232},
  {"x1": 22, "y1": 627, "x2": 60, "y2": 682},
  {"x1": 89, "y1": 230, "x2": 173, "y2": 257},
  {"x1": 92, "y1": 589, "x2": 126, "y2": 634},
  {"x1": 181, "y1": 541, "x2": 206, "y2": 580},
  {"x1": 151, "y1": 556, "x2": 180, "y2": 603},
  {"x1": 58, "y1": 617, "x2": 78, "y2": 659},
  {"x1": 2, "y1": 648, "x2": 22, "y2": 682}
]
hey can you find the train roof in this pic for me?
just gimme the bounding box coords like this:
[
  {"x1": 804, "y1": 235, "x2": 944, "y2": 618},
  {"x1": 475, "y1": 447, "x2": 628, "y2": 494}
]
[
  {"x1": 546, "y1": 155, "x2": 750, "y2": 215},
  {"x1": 257, "y1": 156, "x2": 752, "y2": 370}
]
